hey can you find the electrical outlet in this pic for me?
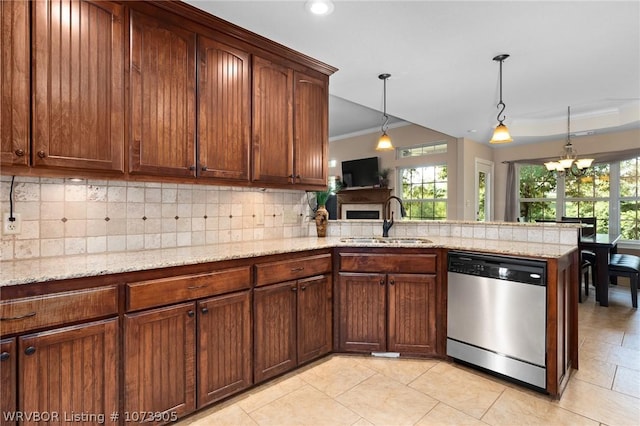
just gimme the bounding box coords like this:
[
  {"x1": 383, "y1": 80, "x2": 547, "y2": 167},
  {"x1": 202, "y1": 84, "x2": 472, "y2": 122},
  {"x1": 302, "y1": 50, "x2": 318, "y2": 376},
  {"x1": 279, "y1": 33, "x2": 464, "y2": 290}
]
[{"x1": 3, "y1": 212, "x2": 21, "y2": 235}]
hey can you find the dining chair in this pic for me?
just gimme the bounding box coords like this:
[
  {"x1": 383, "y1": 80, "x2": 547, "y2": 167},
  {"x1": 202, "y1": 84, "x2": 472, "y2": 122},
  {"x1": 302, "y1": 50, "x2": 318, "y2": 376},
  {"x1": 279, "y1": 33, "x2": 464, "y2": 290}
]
[{"x1": 561, "y1": 217, "x2": 597, "y2": 301}]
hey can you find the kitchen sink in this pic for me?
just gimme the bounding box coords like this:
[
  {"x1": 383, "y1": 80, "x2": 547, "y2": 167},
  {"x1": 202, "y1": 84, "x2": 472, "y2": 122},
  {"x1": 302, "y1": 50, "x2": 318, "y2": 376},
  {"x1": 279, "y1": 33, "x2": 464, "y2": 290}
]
[{"x1": 340, "y1": 237, "x2": 433, "y2": 245}]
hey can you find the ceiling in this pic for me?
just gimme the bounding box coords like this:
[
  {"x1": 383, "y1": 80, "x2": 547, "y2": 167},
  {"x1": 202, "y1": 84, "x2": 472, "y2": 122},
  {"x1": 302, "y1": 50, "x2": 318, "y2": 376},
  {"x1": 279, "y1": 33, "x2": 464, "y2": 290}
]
[{"x1": 184, "y1": 0, "x2": 640, "y2": 146}]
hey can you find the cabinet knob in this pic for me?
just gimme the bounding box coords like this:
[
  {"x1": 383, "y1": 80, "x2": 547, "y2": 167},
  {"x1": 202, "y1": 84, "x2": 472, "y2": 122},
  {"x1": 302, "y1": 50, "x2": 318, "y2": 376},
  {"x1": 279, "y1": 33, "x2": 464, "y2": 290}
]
[
  {"x1": 37, "y1": 150, "x2": 46, "y2": 158},
  {"x1": 187, "y1": 310, "x2": 195, "y2": 317},
  {"x1": 201, "y1": 307, "x2": 209, "y2": 314},
  {"x1": 0, "y1": 352, "x2": 9, "y2": 361},
  {"x1": 379, "y1": 279, "x2": 385, "y2": 286},
  {"x1": 201, "y1": 166, "x2": 208, "y2": 171},
  {"x1": 291, "y1": 287, "x2": 298, "y2": 292},
  {"x1": 189, "y1": 165, "x2": 196, "y2": 171},
  {"x1": 389, "y1": 279, "x2": 395, "y2": 286},
  {"x1": 301, "y1": 285, "x2": 306, "y2": 291},
  {"x1": 24, "y1": 346, "x2": 36, "y2": 356},
  {"x1": 295, "y1": 174, "x2": 301, "y2": 180},
  {"x1": 14, "y1": 149, "x2": 25, "y2": 157}
]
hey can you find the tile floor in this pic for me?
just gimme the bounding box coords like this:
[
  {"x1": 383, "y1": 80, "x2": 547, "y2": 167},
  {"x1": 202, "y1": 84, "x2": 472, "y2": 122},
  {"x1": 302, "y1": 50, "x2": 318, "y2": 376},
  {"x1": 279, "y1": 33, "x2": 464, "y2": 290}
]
[{"x1": 178, "y1": 286, "x2": 640, "y2": 426}]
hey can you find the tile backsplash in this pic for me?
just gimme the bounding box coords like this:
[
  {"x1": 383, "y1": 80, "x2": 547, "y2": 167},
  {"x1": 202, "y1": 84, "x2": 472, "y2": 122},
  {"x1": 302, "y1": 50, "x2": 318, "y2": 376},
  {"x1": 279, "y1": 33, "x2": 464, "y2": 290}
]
[
  {"x1": 0, "y1": 176, "x2": 312, "y2": 261},
  {"x1": 1, "y1": 176, "x2": 580, "y2": 262}
]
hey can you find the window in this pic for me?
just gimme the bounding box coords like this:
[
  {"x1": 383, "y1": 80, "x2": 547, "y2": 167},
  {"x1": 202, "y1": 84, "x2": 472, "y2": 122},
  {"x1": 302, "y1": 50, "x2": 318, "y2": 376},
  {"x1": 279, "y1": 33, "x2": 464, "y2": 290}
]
[
  {"x1": 399, "y1": 165, "x2": 447, "y2": 220},
  {"x1": 620, "y1": 157, "x2": 640, "y2": 240},
  {"x1": 397, "y1": 142, "x2": 447, "y2": 159},
  {"x1": 517, "y1": 156, "x2": 640, "y2": 242},
  {"x1": 564, "y1": 164, "x2": 611, "y2": 233},
  {"x1": 518, "y1": 164, "x2": 558, "y2": 221}
]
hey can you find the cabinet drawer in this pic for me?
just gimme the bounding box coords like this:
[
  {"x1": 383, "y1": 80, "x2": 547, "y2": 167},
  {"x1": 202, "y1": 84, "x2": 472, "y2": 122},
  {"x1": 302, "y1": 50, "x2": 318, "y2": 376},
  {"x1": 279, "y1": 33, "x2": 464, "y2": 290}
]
[
  {"x1": 255, "y1": 254, "x2": 331, "y2": 286},
  {"x1": 126, "y1": 266, "x2": 251, "y2": 311},
  {"x1": 340, "y1": 253, "x2": 437, "y2": 274},
  {"x1": 0, "y1": 286, "x2": 118, "y2": 336}
]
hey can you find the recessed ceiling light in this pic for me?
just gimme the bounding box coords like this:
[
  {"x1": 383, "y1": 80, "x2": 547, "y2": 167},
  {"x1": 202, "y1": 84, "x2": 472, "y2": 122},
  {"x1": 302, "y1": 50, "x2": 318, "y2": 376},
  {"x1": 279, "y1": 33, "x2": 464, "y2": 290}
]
[{"x1": 305, "y1": 0, "x2": 334, "y2": 16}]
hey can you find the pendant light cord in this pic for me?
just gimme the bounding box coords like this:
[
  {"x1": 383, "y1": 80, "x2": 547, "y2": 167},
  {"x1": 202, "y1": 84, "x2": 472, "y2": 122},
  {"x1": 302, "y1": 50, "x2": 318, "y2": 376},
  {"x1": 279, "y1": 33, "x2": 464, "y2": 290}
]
[
  {"x1": 379, "y1": 73, "x2": 391, "y2": 133},
  {"x1": 496, "y1": 58, "x2": 507, "y2": 124}
]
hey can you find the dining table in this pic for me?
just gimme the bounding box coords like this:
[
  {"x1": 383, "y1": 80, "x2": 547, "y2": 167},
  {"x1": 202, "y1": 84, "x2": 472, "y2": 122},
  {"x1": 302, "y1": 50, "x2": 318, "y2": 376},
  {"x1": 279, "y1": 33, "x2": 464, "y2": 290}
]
[{"x1": 580, "y1": 233, "x2": 622, "y2": 307}]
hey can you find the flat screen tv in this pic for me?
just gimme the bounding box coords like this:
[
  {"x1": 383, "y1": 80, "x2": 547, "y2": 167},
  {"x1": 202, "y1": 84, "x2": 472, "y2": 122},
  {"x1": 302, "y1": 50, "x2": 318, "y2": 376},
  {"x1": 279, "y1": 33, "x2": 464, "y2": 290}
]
[{"x1": 341, "y1": 156, "x2": 379, "y2": 187}]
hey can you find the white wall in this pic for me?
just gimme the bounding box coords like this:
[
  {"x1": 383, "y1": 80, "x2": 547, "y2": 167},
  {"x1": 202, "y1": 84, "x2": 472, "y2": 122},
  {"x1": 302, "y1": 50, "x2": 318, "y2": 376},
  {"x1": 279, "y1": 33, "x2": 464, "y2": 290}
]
[
  {"x1": 331, "y1": 126, "x2": 639, "y2": 222},
  {"x1": 329, "y1": 123, "x2": 459, "y2": 218}
]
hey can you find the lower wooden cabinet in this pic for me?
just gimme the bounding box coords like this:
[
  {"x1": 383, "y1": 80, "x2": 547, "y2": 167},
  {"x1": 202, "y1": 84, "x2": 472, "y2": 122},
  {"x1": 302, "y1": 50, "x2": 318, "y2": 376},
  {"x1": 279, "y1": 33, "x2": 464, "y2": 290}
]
[
  {"x1": 124, "y1": 303, "x2": 195, "y2": 422},
  {"x1": 124, "y1": 291, "x2": 252, "y2": 421},
  {"x1": 17, "y1": 319, "x2": 119, "y2": 426},
  {"x1": 197, "y1": 291, "x2": 252, "y2": 406},
  {"x1": 337, "y1": 251, "x2": 441, "y2": 357},
  {"x1": 1, "y1": 338, "x2": 17, "y2": 426},
  {"x1": 254, "y1": 274, "x2": 332, "y2": 383}
]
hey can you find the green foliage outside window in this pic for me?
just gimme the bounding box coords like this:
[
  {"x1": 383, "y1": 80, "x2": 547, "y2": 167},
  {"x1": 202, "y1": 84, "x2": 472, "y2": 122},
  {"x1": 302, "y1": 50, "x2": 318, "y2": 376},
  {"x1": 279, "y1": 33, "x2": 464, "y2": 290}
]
[
  {"x1": 619, "y1": 157, "x2": 640, "y2": 240},
  {"x1": 518, "y1": 157, "x2": 640, "y2": 241},
  {"x1": 400, "y1": 165, "x2": 447, "y2": 220},
  {"x1": 518, "y1": 165, "x2": 557, "y2": 221}
]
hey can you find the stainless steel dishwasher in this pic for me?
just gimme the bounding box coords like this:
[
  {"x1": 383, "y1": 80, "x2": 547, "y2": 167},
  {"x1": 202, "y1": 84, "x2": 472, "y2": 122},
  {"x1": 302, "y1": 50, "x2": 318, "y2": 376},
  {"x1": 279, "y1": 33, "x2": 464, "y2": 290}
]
[{"x1": 447, "y1": 251, "x2": 547, "y2": 390}]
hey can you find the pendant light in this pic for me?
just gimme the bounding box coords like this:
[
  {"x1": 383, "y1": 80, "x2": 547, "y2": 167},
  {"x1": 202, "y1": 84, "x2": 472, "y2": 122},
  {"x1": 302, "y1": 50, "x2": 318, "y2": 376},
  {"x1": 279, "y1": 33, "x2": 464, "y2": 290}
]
[
  {"x1": 544, "y1": 106, "x2": 594, "y2": 176},
  {"x1": 376, "y1": 73, "x2": 394, "y2": 151},
  {"x1": 490, "y1": 54, "x2": 513, "y2": 144}
]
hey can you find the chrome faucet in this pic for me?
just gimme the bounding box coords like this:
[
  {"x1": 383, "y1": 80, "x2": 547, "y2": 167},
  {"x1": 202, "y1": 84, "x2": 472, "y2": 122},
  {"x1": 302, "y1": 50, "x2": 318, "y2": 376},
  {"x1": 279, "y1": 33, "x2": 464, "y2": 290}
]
[{"x1": 382, "y1": 196, "x2": 407, "y2": 237}]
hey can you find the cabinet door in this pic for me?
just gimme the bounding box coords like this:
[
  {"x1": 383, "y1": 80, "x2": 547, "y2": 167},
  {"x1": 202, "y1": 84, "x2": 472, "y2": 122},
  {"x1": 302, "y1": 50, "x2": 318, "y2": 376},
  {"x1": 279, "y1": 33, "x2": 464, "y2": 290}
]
[
  {"x1": 198, "y1": 36, "x2": 250, "y2": 181},
  {"x1": 197, "y1": 290, "x2": 251, "y2": 407},
  {"x1": 19, "y1": 319, "x2": 118, "y2": 426},
  {"x1": 129, "y1": 9, "x2": 196, "y2": 177},
  {"x1": 297, "y1": 274, "x2": 332, "y2": 364},
  {"x1": 253, "y1": 281, "x2": 297, "y2": 383},
  {"x1": 338, "y1": 272, "x2": 387, "y2": 352},
  {"x1": 1, "y1": 338, "x2": 17, "y2": 426},
  {"x1": 388, "y1": 274, "x2": 438, "y2": 355},
  {"x1": 0, "y1": 0, "x2": 29, "y2": 168},
  {"x1": 32, "y1": 0, "x2": 124, "y2": 172},
  {"x1": 294, "y1": 72, "x2": 328, "y2": 187},
  {"x1": 252, "y1": 55, "x2": 294, "y2": 185},
  {"x1": 125, "y1": 303, "x2": 195, "y2": 420}
]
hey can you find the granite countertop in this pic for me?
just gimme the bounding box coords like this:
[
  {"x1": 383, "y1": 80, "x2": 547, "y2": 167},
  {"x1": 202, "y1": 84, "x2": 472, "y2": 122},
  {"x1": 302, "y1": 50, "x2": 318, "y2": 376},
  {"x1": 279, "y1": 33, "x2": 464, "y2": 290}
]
[{"x1": 0, "y1": 236, "x2": 577, "y2": 287}]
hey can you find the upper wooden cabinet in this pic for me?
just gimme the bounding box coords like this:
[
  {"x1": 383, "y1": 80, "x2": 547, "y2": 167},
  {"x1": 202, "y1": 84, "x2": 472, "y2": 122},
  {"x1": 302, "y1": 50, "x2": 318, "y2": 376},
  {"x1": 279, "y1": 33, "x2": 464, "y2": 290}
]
[
  {"x1": 252, "y1": 55, "x2": 330, "y2": 189},
  {"x1": 129, "y1": 9, "x2": 196, "y2": 177},
  {"x1": 0, "y1": 0, "x2": 30, "y2": 168},
  {"x1": 31, "y1": 0, "x2": 125, "y2": 172},
  {"x1": 252, "y1": 55, "x2": 295, "y2": 186},
  {"x1": 294, "y1": 72, "x2": 329, "y2": 187},
  {"x1": 197, "y1": 35, "x2": 251, "y2": 182}
]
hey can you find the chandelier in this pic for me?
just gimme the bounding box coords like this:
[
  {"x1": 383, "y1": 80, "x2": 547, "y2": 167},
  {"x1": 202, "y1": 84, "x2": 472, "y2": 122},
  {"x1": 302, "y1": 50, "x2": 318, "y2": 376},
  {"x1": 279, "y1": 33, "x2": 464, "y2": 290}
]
[{"x1": 544, "y1": 106, "x2": 594, "y2": 176}]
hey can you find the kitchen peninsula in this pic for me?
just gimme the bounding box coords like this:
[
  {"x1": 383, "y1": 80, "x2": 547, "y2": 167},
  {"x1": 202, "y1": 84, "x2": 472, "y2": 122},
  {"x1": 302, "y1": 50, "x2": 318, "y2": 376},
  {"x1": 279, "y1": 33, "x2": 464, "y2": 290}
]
[{"x1": 1, "y1": 221, "x2": 580, "y2": 424}]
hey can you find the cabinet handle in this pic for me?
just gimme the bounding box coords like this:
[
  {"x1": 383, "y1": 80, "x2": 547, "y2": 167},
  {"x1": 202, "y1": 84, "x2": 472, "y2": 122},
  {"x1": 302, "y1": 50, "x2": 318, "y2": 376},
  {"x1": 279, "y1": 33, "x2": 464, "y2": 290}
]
[
  {"x1": 24, "y1": 346, "x2": 36, "y2": 356},
  {"x1": 291, "y1": 287, "x2": 298, "y2": 292},
  {"x1": 0, "y1": 352, "x2": 9, "y2": 361},
  {"x1": 379, "y1": 279, "x2": 385, "y2": 286},
  {"x1": 288, "y1": 174, "x2": 295, "y2": 179},
  {"x1": 37, "y1": 150, "x2": 46, "y2": 158},
  {"x1": 1, "y1": 311, "x2": 36, "y2": 321},
  {"x1": 187, "y1": 310, "x2": 195, "y2": 317},
  {"x1": 14, "y1": 149, "x2": 25, "y2": 157},
  {"x1": 187, "y1": 285, "x2": 206, "y2": 290},
  {"x1": 295, "y1": 174, "x2": 301, "y2": 180},
  {"x1": 189, "y1": 165, "x2": 196, "y2": 171},
  {"x1": 201, "y1": 307, "x2": 209, "y2": 314},
  {"x1": 201, "y1": 166, "x2": 208, "y2": 171},
  {"x1": 301, "y1": 285, "x2": 306, "y2": 291},
  {"x1": 291, "y1": 267, "x2": 304, "y2": 272}
]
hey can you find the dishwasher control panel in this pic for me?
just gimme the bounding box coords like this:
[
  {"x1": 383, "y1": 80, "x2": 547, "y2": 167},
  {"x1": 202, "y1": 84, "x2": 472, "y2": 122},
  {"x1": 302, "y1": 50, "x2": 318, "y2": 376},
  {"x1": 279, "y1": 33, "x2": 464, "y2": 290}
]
[{"x1": 448, "y1": 251, "x2": 546, "y2": 286}]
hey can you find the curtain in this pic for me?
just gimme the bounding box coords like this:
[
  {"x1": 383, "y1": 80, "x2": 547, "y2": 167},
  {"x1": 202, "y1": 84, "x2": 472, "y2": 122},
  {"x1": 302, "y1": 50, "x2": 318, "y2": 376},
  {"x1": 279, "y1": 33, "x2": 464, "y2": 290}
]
[{"x1": 504, "y1": 162, "x2": 517, "y2": 222}]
